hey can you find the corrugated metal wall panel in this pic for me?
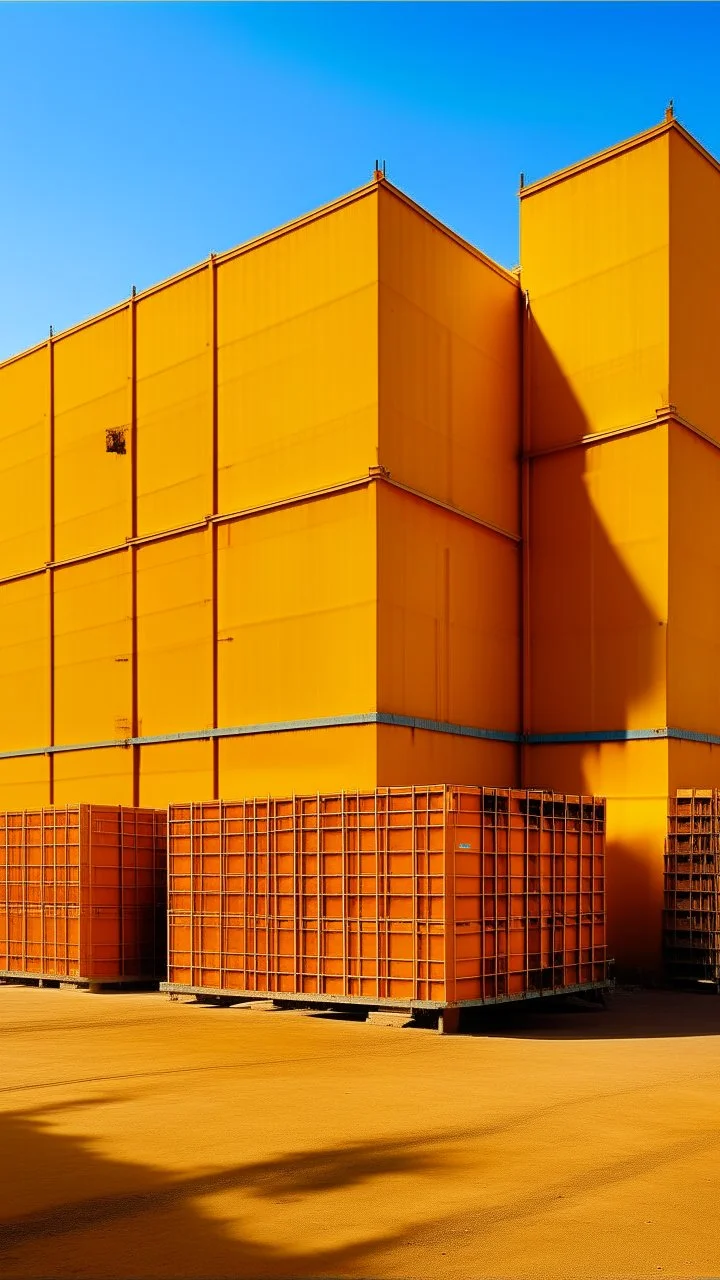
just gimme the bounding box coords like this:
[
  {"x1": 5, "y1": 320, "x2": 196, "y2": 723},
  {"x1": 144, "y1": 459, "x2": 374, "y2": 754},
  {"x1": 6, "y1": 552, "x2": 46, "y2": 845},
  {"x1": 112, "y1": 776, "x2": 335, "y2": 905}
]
[
  {"x1": 217, "y1": 194, "x2": 378, "y2": 514},
  {"x1": 54, "y1": 552, "x2": 133, "y2": 746},
  {"x1": 139, "y1": 741, "x2": 214, "y2": 808},
  {"x1": 376, "y1": 484, "x2": 519, "y2": 734},
  {"x1": 0, "y1": 759, "x2": 50, "y2": 810},
  {"x1": 136, "y1": 271, "x2": 213, "y2": 536},
  {"x1": 53, "y1": 749, "x2": 134, "y2": 806},
  {"x1": 377, "y1": 727, "x2": 516, "y2": 790},
  {"x1": 217, "y1": 488, "x2": 377, "y2": 727},
  {"x1": 136, "y1": 529, "x2": 213, "y2": 738},
  {"x1": 521, "y1": 135, "x2": 670, "y2": 450},
  {"x1": 0, "y1": 576, "x2": 50, "y2": 752},
  {"x1": 218, "y1": 725, "x2": 377, "y2": 799},
  {"x1": 0, "y1": 348, "x2": 49, "y2": 577},
  {"x1": 378, "y1": 186, "x2": 520, "y2": 534},
  {"x1": 53, "y1": 310, "x2": 131, "y2": 560}
]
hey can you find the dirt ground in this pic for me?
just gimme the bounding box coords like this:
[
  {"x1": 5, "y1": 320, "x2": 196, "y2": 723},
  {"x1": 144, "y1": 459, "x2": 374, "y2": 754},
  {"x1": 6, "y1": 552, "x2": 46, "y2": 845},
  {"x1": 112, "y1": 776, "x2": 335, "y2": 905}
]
[{"x1": 1, "y1": 988, "x2": 720, "y2": 1280}]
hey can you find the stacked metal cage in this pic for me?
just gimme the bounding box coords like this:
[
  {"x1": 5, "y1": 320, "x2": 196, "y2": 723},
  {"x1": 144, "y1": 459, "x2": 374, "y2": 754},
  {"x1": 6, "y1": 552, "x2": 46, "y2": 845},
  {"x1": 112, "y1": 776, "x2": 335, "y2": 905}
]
[{"x1": 664, "y1": 790, "x2": 720, "y2": 989}]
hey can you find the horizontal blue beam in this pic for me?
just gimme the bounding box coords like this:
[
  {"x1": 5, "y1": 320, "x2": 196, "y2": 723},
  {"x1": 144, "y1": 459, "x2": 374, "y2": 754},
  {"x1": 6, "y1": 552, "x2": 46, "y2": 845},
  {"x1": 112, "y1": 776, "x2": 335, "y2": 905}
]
[{"x1": 1, "y1": 716, "x2": 718, "y2": 762}]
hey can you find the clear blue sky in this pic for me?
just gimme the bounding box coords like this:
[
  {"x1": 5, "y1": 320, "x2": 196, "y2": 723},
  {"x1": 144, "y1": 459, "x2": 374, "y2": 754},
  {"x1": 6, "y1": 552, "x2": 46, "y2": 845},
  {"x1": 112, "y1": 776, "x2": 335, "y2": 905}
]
[{"x1": 1, "y1": 1, "x2": 719, "y2": 361}]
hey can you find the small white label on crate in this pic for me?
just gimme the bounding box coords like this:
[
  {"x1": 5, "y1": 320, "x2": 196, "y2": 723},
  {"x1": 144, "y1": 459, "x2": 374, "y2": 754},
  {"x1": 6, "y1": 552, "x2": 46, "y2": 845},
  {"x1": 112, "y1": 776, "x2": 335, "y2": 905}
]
[{"x1": 458, "y1": 843, "x2": 471, "y2": 849}]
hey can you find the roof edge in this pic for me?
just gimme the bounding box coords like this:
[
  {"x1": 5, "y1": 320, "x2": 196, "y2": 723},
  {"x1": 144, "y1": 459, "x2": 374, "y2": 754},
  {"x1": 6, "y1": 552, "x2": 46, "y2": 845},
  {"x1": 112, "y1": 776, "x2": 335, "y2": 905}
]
[
  {"x1": 0, "y1": 178, "x2": 380, "y2": 371},
  {"x1": 1, "y1": 170, "x2": 521, "y2": 372},
  {"x1": 378, "y1": 179, "x2": 518, "y2": 286},
  {"x1": 519, "y1": 118, "x2": 720, "y2": 200}
]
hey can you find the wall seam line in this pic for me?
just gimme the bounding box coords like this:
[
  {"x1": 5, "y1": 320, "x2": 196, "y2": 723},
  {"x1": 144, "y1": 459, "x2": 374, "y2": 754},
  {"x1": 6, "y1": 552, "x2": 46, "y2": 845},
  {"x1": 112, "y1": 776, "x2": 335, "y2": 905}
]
[
  {"x1": 4, "y1": 719, "x2": 720, "y2": 762},
  {"x1": 0, "y1": 472, "x2": 521, "y2": 590}
]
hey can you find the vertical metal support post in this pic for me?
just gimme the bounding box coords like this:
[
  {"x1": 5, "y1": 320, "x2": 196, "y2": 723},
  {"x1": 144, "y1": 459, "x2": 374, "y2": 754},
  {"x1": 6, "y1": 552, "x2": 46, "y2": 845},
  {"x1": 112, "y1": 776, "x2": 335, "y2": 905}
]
[
  {"x1": 129, "y1": 292, "x2": 139, "y2": 806},
  {"x1": 520, "y1": 288, "x2": 531, "y2": 787},
  {"x1": 48, "y1": 335, "x2": 55, "y2": 805},
  {"x1": 210, "y1": 256, "x2": 220, "y2": 800}
]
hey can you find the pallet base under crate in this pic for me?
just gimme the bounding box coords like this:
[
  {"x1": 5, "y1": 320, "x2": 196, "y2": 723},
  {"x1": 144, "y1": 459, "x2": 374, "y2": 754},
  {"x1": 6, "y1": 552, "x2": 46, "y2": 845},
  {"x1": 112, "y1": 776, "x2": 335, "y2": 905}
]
[
  {"x1": 0, "y1": 970, "x2": 161, "y2": 993},
  {"x1": 160, "y1": 979, "x2": 612, "y2": 1031}
]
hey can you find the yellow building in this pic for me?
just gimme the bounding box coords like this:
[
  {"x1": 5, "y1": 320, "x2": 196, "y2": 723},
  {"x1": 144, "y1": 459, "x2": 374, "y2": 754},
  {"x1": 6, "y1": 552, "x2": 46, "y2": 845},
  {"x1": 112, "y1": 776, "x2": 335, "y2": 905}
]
[
  {"x1": 2, "y1": 115, "x2": 718, "y2": 973},
  {"x1": 0, "y1": 177, "x2": 520, "y2": 813},
  {"x1": 521, "y1": 113, "x2": 720, "y2": 973}
]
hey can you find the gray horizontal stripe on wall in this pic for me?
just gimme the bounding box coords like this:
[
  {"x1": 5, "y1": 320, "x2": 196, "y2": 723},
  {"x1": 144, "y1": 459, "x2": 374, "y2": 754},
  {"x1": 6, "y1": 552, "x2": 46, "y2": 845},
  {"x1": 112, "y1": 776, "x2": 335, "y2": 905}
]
[
  {"x1": 527, "y1": 728, "x2": 668, "y2": 744},
  {"x1": 0, "y1": 713, "x2": 519, "y2": 760},
  {"x1": 1, "y1": 719, "x2": 719, "y2": 763},
  {"x1": 528, "y1": 727, "x2": 720, "y2": 746}
]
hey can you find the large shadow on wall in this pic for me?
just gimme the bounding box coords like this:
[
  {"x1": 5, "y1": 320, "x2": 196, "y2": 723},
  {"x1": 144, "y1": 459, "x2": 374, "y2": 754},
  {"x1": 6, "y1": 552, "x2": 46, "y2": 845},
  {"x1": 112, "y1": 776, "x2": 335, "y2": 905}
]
[{"x1": 526, "y1": 316, "x2": 665, "y2": 978}]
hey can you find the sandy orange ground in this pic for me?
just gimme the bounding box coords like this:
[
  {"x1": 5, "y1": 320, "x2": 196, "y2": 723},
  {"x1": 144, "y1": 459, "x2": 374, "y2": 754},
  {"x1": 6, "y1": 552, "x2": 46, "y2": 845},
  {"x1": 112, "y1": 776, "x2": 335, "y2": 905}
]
[{"x1": 1, "y1": 988, "x2": 719, "y2": 1279}]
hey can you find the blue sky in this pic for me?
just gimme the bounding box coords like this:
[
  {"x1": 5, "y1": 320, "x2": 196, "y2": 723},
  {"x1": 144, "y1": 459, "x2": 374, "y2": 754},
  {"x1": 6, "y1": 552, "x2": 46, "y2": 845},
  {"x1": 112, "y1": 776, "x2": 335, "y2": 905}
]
[{"x1": 1, "y1": 1, "x2": 719, "y2": 361}]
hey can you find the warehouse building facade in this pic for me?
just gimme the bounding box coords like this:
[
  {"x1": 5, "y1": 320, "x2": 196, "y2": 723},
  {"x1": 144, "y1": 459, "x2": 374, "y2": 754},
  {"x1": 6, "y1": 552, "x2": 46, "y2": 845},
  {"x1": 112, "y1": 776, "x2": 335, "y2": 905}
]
[{"x1": 1, "y1": 114, "x2": 718, "y2": 974}]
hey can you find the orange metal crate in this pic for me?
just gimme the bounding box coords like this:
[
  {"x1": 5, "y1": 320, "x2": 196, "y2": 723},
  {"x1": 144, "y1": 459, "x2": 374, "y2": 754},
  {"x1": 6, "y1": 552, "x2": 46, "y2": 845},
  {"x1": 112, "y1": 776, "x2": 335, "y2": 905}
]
[
  {"x1": 665, "y1": 790, "x2": 720, "y2": 986},
  {"x1": 165, "y1": 786, "x2": 607, "y2": 1010},
  {"x1": 0, "y1": 806, "x2": 166, "y2": 983}
]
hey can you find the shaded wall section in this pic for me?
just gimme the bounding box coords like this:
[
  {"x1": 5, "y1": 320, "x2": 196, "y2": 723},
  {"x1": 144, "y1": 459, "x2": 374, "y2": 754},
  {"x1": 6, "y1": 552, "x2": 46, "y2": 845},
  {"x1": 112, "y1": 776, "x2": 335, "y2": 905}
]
[
  {"x1": 377, "y1": 182, "x2": 521, "y2": 789},
  {"x1": 376, "y1": 484, "x2": 519, "y2": 742},
  {"x1": 521, "y1": 130, "x2": 670, "y2": 449},
  {"x1": 378, "y1": 183, "x2": 520, "y2": 532},
  {"x1": 521, "y1": 129, "x2": 673, "y2": 973},
  {"x1": 667, "y1": 422, "x2": 720, "y2": 734},
  {"x1": 669, "y1": 127, "x2": 720, "y2": 445}
]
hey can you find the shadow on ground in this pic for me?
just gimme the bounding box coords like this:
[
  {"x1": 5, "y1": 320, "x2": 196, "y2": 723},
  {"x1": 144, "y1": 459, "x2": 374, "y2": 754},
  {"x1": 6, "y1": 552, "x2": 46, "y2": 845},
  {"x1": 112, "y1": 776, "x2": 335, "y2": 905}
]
[
  {"x1": 0, "y1": 1098, "x2": 461, "y2": 1279},
  {"x1": 187, "y1": 989, "x2": 720, "y2": 1042},
  {"x1": 2, "y1": 1071, "x2": 720, "y2": 1279},
  {"x1": 464, "y1": 989, "x2": 720, "y2": 1040}
]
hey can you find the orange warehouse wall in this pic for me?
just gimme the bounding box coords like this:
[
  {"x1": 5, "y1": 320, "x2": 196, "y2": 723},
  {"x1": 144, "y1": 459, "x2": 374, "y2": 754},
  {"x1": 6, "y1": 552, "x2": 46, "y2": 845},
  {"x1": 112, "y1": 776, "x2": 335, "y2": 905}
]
[
  {"x1": 529, "y1": 428, "x2": 668, "y2": 734},
  {"x1": 53, "y1": 552, "x2": 133, "y2": 746},
  {"x1": 53, "y1": 748, "x2": 134, "y2": 806},
  {"x1": 527, "y1": 739, "x2": 667, "y2": 975},
  {"x1": 139, "y1": 741, "x2": 214, "y2": 808},
  {"x1": 376, "y1": 726, "x2": 517, "y2": 789},
  {"x1": 669, "y1": 130, "x2": 720, "y2": 442},
  {"x1": 53, "y1": 310, "x2": 132, "y2": 560},
  {"x1": 0, "y1": 576, "x2": 50, "y2": 752},
  {"x1": 0, "y1": 348, "x2": 49, "y2": 577},
  {"x1": 136, "y1": 270, "x2": 213, "y2": 535},
  {"x1": 668, "y1": 740, "x2": 720, "y2": 792},
  {"x1": 668, "y1": 423, "x2": 720, "y2": 732},
  {"x1": 218, "y1": 487, "x2": 377, "y2": 728},
  {"x1": 217, "y1": 191, "x2": 379, "y2": 515},
  {"x1": 0, "y1": 759, "x2": 50, "y2": 810},
  {"x1": 136, "y1": 529, "x2": 213, "y2": 738},
  {"x1": 378, "y1": 185, "x2": 520, "y2": 533},
  {"x1": 521, "y1": 134, "x2": 670, "y2": 450},
  {"x1": 218, "y1": 725, "x2": 377, "y2": 799},
  {"x1": 377, "y1": 483, "x2": 520, "y2": 732}
]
